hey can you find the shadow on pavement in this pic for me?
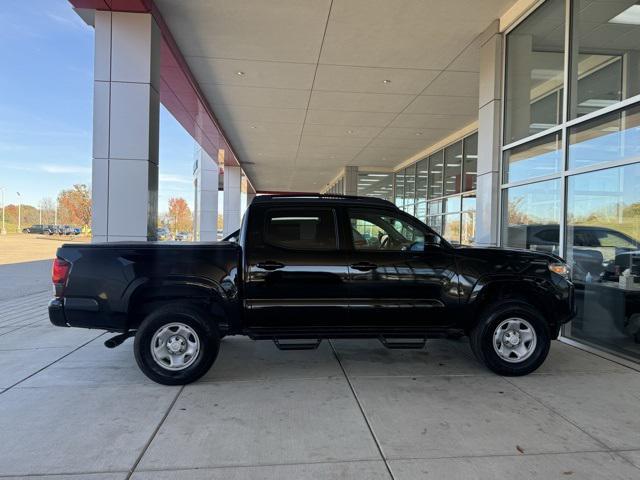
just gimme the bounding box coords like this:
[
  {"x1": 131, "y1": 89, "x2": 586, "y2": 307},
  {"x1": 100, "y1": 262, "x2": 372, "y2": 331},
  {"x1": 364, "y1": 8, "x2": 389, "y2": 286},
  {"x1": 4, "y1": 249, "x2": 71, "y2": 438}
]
[{"x1": 0, "y1": 259, "x2": 53, "y2": 301}]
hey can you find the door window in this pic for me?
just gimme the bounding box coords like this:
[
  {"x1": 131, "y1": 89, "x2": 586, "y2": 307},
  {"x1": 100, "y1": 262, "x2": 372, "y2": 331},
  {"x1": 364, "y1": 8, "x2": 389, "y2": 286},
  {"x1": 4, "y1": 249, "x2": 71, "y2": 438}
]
[
  {"x1": 349, "y1": 209, "x2": 436, "y2": 251},
  {"x1": 264, "y1": 209, "x2": 337, "y2": 250}
]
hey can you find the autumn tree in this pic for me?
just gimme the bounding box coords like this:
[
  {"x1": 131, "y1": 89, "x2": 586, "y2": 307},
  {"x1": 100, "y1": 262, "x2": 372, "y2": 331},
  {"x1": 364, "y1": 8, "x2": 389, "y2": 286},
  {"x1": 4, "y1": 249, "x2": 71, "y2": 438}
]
[
  {"x1": 57, "y1": 184, "x2": 91, "y2": 227},
  {"x1": 168, "y1": 197, "x2": 192, "y2": 233}
]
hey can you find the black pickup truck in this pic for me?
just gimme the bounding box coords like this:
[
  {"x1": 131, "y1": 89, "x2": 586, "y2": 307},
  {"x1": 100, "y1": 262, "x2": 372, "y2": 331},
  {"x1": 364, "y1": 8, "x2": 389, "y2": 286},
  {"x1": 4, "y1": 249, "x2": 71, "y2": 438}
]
[{"x1": 49, "y1": 195, "x2": 575, "y2": 385}]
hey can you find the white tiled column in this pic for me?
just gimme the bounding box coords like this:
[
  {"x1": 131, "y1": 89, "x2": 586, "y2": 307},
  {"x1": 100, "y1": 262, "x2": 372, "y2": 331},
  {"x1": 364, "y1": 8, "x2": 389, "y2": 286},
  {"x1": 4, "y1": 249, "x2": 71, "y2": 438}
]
[
  {"x1": 92, "y1": 11, "x2": 160, "y2": 242},
  {"x1": 223, "y1": 166, "x2": 241, "y2": 237},
  {"x1": 194, "y1": 148, "x2": 219, "y2": 241},
  {"x1": 475, "y1": 21, "x2": 503, "y2": 246}
]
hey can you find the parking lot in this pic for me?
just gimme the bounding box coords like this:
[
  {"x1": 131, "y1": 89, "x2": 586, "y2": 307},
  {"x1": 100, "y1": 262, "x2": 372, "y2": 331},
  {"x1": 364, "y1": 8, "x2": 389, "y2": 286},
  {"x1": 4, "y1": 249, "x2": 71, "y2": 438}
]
[{"x1": 0, "y1": 259, "x2": 639, "y2": 480}]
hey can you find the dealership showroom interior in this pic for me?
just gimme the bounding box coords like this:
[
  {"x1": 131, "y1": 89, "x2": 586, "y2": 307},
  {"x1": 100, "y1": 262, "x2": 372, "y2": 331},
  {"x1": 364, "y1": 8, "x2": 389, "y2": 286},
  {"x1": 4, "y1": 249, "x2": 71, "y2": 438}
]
[{"x1": 1, "y1": 0, "x2": 640, "y2": 478}]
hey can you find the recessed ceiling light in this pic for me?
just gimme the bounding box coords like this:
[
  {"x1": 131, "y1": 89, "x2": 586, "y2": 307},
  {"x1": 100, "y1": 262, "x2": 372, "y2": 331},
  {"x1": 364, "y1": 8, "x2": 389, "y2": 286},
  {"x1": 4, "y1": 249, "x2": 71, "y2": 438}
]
[
  {"x1": 346, "y1": 130, "x2": 354, "y2": 134},
  {"x1": 609, "y1": 5, "x2": 640, "y2": 24},
  {"x1": 250, "y1": 125, "x2": 257, "y2": 129},
  {"x1": 382, "y1": 79, "x2": 392, "y2": 84},
  {"x1": 236, "y1": 71, "x2": 245, "y2": 76},
  {"x1": 415, "y1": 132, "x2": 423, "y2": 136}
]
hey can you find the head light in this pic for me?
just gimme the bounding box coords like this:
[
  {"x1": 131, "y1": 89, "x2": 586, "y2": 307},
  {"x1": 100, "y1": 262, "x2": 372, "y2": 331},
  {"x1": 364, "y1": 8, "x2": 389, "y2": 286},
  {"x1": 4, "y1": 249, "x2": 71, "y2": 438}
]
[{"x1": 549, "y1": 262, "x2": 570, "y2": 279}]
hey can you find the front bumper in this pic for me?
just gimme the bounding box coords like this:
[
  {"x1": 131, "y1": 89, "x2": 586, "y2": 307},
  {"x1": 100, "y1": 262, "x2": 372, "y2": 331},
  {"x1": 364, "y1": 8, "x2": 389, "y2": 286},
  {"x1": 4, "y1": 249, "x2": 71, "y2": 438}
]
[{"x1": 48, "y1": 298, "x2": 68, "y2": 327}]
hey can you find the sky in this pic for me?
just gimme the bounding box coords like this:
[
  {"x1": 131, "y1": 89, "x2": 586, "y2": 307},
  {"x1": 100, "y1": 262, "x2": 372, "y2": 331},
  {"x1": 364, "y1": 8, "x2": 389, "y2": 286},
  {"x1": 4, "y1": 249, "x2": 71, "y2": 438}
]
[{"x1": 0, "y1": 0, "x2": 198, "y2": 213}]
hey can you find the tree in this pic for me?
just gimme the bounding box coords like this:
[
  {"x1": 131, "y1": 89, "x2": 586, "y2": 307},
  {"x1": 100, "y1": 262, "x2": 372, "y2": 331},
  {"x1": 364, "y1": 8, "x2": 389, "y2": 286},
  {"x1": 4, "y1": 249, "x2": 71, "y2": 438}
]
[
  {"x1": 40, "y1": 198, "x2": 55, "y2": 224},
  {"x1": 168, "y1": 197, "x2": 192, "y2": 234},
  {"x1": 57, "y1": 184, "x2": 91, "y2": 227}
]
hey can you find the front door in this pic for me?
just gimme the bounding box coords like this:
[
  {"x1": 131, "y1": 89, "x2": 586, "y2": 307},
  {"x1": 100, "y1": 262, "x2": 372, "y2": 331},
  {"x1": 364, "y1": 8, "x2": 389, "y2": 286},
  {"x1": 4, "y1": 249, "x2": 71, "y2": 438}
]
[
  {"x1": 346, "y1": 207, "x2": 458, "y2": 329},
  {"x1": 244, "y1": 206, "x2": 350, "y2": 330}
]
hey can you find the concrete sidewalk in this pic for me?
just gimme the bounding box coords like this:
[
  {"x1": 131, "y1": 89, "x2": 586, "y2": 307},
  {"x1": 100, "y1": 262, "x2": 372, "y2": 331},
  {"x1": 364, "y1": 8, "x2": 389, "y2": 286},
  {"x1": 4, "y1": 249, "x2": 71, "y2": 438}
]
[{"x1": 1, "y1": 290, "x2": 640, "y2": 479}]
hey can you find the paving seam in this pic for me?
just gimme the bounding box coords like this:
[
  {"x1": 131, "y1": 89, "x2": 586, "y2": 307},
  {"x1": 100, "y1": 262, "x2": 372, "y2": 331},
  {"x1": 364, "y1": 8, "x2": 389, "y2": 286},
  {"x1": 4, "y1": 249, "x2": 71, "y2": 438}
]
[
  {"x1": 328, "y1": 340, "x2": 396, "y2": 480},
  {"x1": 501, "y1": 376, "x2": 617, "y2": 453},
  {"x1": 0, "y1": 333, "x2": 106, "y2": 395},
  {"x1": 125, "y1": 385, "x2": 185, "y2": 480}
]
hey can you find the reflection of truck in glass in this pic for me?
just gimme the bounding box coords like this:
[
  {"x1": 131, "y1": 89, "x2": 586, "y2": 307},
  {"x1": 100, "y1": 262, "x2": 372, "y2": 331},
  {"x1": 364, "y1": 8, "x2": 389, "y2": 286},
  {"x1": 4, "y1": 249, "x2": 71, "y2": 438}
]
[
  {"x1": 508, "y1": 224, "x2": 640, "y2": 344},
  {"x1": 507, "y1": 224, "x2": 639, "y2": 282}
]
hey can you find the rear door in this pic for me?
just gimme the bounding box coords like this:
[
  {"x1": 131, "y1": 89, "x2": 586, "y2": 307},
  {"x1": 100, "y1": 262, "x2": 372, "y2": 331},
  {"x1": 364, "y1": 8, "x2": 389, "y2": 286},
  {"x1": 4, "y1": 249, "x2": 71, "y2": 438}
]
[
  {"x1": 345, "y1": 207, "x2": 458, "y2": 329},
  {"x1": 244, "y1": 205, "x2": 350, "y2": 329}
]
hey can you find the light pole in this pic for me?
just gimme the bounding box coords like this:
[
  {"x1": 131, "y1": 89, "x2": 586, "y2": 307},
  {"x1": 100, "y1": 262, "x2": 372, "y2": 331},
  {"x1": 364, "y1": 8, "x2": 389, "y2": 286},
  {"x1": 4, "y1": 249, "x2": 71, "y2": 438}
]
[
  {"x1": 0, "y1": 187, "x2": 5, "y2": 235},
  {"x1": 16, "y1": 192, "x2": 21, "y2": 233}
]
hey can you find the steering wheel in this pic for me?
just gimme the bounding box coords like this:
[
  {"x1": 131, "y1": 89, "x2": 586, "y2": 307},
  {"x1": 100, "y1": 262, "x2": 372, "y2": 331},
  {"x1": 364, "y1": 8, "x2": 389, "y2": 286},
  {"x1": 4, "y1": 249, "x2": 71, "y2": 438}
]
[{"x1": 379, "y1": 234, "x2": 390, "y2": 249}]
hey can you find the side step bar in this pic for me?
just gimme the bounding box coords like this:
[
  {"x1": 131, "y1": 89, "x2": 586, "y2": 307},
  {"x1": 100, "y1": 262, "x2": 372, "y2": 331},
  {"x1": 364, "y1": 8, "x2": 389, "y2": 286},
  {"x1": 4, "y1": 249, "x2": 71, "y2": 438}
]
[
  {"x1": 273, "y1": 338, "x2": 322, "y2": 351},
  {"x1": 379, "y1": 336, "x2": 426, "y2": 350}
]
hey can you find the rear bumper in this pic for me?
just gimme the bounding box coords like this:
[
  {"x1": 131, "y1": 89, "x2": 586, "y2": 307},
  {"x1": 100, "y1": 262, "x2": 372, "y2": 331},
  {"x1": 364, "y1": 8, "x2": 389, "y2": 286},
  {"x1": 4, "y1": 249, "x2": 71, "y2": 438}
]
[{"x1": 48, "y1": 298, "x2": 68, "y2": 327}]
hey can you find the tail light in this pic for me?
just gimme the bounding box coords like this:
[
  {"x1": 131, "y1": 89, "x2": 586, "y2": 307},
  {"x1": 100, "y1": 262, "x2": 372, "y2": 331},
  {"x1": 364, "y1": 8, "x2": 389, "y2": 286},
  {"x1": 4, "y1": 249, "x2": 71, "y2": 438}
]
[{"x1": 52, "y1": 257, "x2": 71, "y2": 297}]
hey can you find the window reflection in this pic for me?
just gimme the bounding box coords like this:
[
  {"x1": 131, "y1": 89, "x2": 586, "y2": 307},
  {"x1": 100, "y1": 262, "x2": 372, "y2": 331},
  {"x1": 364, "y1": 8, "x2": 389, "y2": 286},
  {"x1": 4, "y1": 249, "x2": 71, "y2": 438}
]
[
  {"x1": 404, "y1": 164, "x2": 416, "y2": 211},
  {"x1": 444, "y1": 142, "x2": 462, "y2": 195},
  {"x1": 357, "y1": 172, "x2": 394, "y2": 202},
  {"x1": 504, "y1": 0, "x2": 566, "y2": 143},
  {"x1": 571, "y1": 0, "x2": 640, "y2": 119},
  {"x1": 428, "y1": 151, "x2": 444, "y2": 199},
  {"x1": 463, "y1": 133, "x2": 478, "y2": 191},
  {"x1": 566, "y1": 163, "x2": 640, "y2": 359},
  {"x1": 394, "y1": 171, "x2": 405, "y2": 206},
  {"x1": 504, "y1": 133, "x2": 563, "y2": 183},
  {"x1": 442, "y1": 213, "x2": 461, "y2": 245},
  {"x1": 569, "y1": 104, "x2": 640, "y2": 169},
  {"x1": 502, "y1": 179, "x2": 561, "y2": 253},
  {"x1": 416, "y1": 159, "x2": 428, "y2": 201}
]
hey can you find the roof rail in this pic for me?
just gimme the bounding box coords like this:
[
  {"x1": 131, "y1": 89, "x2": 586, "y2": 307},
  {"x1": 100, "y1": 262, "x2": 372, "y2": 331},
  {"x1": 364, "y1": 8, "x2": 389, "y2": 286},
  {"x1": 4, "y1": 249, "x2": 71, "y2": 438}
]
[{"x1": 252, "y1": 194, "x2": 396, "y2": 207}]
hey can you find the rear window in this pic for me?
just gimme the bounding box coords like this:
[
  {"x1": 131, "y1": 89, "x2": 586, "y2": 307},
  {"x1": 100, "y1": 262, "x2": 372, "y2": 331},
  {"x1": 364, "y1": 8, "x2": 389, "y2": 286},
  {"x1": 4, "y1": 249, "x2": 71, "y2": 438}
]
[{"x1": 264, "y1": 209, "x2": 337, "y2": 250}]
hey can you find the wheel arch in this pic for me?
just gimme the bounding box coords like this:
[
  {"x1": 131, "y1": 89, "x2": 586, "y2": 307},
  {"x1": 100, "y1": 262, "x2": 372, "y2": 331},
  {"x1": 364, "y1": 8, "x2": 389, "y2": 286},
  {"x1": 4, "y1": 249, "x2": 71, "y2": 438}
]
[
  {"x1": 466, "y1": 277, "x2": 561, "y2": 338},
  {"x1": 125, "y1": 279, "x2": 233, "y2": 332}
]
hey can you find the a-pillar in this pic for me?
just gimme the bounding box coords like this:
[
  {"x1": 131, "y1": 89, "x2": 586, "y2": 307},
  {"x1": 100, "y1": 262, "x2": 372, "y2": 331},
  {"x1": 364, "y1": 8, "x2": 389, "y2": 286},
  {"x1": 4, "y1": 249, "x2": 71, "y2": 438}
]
[
  {"x1": 194, "y1": 148, "x2": 219, "y2": 241},
  {"x1": 223, "y1": 166, "x2": 241, "y2": 237},
  {"x1": 91, "y1": 11, "x2": 160, "y2": 242},
  {"x1": 476, "y1": 21, "x2": 502, "y2": 246}
]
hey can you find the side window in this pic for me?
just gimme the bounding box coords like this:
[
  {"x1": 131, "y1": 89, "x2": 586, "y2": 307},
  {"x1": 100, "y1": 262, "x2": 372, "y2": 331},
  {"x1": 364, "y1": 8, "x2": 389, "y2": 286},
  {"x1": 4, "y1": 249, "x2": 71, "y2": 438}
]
[
  {"x1": 595, "y1": 230, "x2": 637, "y2": 249},
  {"x1": 349, "y1": 209, "x2": 433, "y2": 251},
  {"x1": 264, "y1": 209, "x2": 337, "y2": 250}
]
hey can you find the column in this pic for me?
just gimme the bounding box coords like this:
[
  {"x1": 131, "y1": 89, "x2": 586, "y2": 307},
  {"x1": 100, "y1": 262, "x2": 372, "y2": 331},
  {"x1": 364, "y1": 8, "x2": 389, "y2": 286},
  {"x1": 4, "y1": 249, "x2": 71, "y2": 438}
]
[
  {"x1": 343, "y1": 166, "x2": 358, "y2": 195},
  {"x1": 223, "y1": 165, "x2": 241, "y2": 237},
  {"x1": 92, "y1": 11, "x2": 160, "y2": 242},
  {"x1": 476, "y1": 21, "x2": 502, "y2": 246},
  {"x1": 194, "y1": 148, "x2": 219, "y2": 241}
]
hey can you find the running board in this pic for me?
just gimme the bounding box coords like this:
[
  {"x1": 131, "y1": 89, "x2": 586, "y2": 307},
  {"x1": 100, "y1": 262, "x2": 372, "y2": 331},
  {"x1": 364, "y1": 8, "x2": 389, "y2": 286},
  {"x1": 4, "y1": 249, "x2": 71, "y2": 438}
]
[
  {"x1": 273, "y1": 338, "x2": 322, "y2": 351},
  {"x1": 379, "y1": 336, "x2": 426, "y2": 350}
]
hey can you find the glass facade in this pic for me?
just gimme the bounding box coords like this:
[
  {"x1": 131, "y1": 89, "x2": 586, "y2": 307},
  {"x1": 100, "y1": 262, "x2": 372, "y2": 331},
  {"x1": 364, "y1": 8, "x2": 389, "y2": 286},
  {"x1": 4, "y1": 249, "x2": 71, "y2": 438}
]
[
  {"x1": 502, "y1": 0, "x2": 640, "y2": 361},
  {"x1": 504, "y1": 0, "x2": 566, "y2": 144},
  {"x1": 357, "y1": 172, "x2": 394, "y2": 202},
  {"x1": 391, "y1": 132, "x2": 478, "y2": 245}
]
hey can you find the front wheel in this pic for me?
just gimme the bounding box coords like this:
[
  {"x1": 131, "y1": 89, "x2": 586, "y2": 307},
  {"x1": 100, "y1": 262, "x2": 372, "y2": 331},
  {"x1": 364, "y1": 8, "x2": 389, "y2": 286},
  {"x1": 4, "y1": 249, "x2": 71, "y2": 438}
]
[
  {"x1": 134, "y1": 303, "x2": 220, "y2": 385},
  {"x1": 469, "y1": 301, "x2": 550, "y2": 376}
]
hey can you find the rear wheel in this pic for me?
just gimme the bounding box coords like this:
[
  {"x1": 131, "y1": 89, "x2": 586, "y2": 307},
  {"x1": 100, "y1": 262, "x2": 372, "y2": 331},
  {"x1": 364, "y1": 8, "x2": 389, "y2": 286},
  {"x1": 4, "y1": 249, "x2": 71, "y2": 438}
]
[
  {"x1": 470, "y1": 300, "x2": 550, "y2": 376},
  {"x1": 134, "y1": 303, "x2": 220, "y2": 385}
]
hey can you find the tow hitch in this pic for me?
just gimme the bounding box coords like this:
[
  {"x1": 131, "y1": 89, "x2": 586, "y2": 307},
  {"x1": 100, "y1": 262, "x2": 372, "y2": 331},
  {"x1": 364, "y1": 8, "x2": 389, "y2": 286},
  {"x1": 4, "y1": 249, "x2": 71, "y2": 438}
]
[{"x1": 104, "y1": 331, "x2": 136, "y2": 348}]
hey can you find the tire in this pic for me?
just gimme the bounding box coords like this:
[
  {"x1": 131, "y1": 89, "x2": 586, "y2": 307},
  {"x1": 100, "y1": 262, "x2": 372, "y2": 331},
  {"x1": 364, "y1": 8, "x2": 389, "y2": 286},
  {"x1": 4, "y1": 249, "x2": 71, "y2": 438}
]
[
  {"x1": 134, "y1": 303, "x2": 220, "y2": 385},
  {"x1": 469, "y1": 300, "x2": 550, "y2": 376}
]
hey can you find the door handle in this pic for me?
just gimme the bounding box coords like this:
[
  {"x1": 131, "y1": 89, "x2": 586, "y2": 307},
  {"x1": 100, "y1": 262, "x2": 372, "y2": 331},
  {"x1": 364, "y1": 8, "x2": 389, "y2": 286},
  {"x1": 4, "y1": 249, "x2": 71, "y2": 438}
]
[
  {"x1": 256, "y1": 261, "x2": 285, "y2": 271},
  {"x1": 350, "y1": 262, "x2": 377, "y2": 272}
]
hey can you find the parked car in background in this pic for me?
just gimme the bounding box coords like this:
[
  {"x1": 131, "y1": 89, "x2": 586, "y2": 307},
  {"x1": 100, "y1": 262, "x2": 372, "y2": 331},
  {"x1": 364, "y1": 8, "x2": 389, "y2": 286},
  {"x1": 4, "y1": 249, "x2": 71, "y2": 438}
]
[
  {"x1": 156, "y1": 227, "x2": 171, "y2": 241},
  {"x1": 22, "y1": 224, "x2": 54, "y2": 235},
  {"x1": 49, "y1": 195, "x2": 575, "y2": 385},
  {"x1": 175, "y1": 231, "x2": 191, "y2": 241}
]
